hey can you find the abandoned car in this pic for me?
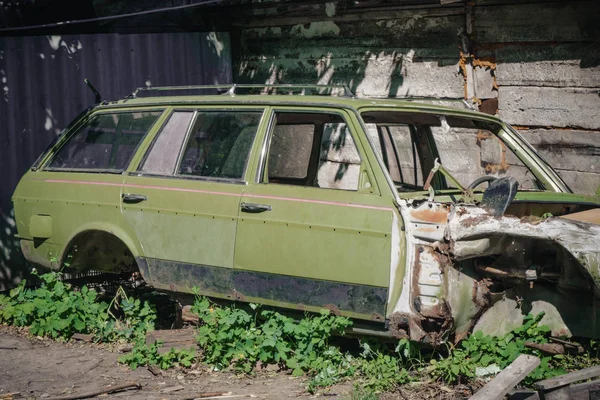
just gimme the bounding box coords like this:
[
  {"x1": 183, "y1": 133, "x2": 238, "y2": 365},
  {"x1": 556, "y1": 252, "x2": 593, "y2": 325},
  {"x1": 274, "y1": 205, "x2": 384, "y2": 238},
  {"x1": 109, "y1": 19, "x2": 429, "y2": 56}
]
[{"x1": 12, "y1": 84, "x2": 600, "y2": 343}]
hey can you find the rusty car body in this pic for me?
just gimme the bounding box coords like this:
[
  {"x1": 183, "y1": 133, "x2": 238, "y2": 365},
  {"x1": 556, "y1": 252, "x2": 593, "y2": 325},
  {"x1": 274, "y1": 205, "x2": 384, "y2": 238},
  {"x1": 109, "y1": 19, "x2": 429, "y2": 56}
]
[{"x1": 12, "y1": 84, "x2": 600, "y2": 342}]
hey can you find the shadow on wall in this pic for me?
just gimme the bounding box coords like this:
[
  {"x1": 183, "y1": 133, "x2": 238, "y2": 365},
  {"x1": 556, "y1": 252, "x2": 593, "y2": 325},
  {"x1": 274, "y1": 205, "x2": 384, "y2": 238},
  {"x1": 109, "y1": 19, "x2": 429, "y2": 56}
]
[
  {"x1": 0, "y1": 207, "x2": 29, "y2": 291},
  {"x1": 237, "y1": 49, "x2": 459, "y2": 98},
  {"x1": 235, "y1": 16, "x2": 464, "y2": 98}
]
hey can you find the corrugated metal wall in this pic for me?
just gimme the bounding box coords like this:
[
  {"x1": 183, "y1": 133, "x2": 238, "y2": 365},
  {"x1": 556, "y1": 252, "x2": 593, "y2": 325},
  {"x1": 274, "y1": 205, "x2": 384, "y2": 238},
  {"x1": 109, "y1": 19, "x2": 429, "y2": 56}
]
[{"x1": 0, "y1": 32, "x2": 232, "y2": 289}]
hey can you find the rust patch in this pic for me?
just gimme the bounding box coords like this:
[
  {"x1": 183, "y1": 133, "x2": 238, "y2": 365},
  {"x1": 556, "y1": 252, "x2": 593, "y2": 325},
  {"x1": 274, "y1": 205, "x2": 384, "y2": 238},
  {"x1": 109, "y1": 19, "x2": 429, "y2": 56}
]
[
  {"x1": 410, "y1": 209, "x2": 449, "y2": 225},
  {"x1": 480, "y1": 98, "x2": 498, "y2": 115},
  {"x1": 233, "y1": 290, "x2": 246, "y2": 302},
  {"x1": 370, "y1": 313, "x2": 384, "y2": 322},
  {"x1": 411, "y1": 247, "x2": 423, "y2": 313},
  {"x1": 460, "y1": 214, "x2": 490, "y2": 227},
  {"x1": 519, "y1": 215, "x2": 544, "y2": 225},
  {"x1": 296, "y1": 303, "x2": 306, "y2": 311},
  {"x1": 324, "y1": 304, "x2": 342, "y2": 316},
  {"x1": 457, "y1": 207, "x2": 468, "y2": 216},
  {"x1": 388, "y1": 312, "x2": 410, "y2": 339},
  {"x1": 473, "y1": 279, "x2": 492, "y2": 308}
]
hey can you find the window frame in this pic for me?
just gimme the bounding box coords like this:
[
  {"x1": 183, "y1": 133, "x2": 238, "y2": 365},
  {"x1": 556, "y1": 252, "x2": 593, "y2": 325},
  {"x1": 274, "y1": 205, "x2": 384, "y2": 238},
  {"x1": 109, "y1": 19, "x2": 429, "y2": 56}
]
[
  {"x1": 42, "y1": 108, "x2": 165, "y2": 174},
  {"x1": 137, "y1": 107, "x2": 266, "y2": 183},
  {"x1": 359, "y1": 108, "x2": 551, "y2": 194},
  {"x1": 135, "y1": 109, "x2": 196, "y2": 176},
  {"x1": 258, "y1": 108, "x2": 366, "y2": 192}
]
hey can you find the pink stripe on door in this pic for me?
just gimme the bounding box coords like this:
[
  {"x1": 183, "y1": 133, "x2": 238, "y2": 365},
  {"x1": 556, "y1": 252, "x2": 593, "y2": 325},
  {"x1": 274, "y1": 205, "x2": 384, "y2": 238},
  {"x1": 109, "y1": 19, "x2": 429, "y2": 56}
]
[{"x1": 41, "y1": 179, "x2": 393, "y2": 212}]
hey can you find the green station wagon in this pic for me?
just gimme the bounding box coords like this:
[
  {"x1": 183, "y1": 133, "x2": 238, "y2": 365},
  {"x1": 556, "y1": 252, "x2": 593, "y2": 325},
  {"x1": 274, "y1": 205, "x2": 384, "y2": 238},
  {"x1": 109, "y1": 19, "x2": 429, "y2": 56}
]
[{"x1": 12, "y1": 84, "x2": 600, "y2": 343}]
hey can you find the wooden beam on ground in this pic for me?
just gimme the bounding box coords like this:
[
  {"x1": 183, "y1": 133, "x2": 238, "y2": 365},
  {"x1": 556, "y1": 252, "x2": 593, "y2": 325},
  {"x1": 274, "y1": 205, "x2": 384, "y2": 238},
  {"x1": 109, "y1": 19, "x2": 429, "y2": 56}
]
[
  {"x1": 146, "y1": 329, "x2": 198, "y2": 354},
  {"x1": 535, "y1": 365, "x2": 600, "y2": 391},
  {"x1": 469, "y1": 354, "x2": 540, "y2": 400}
]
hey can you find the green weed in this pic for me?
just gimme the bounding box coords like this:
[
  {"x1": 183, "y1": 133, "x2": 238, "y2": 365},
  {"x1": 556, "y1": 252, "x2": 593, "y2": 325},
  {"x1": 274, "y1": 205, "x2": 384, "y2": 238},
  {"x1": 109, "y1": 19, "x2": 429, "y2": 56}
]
[
  {"x1": 118, "y1": 340, "x2": 196, "y2": 370},
  {"x1": 430, "y1": 313, "x2": 566, "y2": 384},
  {"x1": 0, "y1": 270, "x2": 154, "y2": 342},
  {"x1": 3, "y1": 272, "x2": 599, "y2": 395},
  {"x1": 192, "y1": 296, "x2": 412, "y2": 392}
]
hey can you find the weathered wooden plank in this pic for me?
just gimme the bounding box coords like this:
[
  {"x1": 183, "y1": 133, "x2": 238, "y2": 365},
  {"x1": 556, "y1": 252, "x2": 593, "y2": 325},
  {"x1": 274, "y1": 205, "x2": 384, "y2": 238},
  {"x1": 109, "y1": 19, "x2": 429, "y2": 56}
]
[
  {"x1": 469, "y1": 354, "x2": 540, "y2": 400},
  {"x1": 242, "y1": 15, "x2": 464, "y2": 45},
  {"x1": 475, "y1": 1, "x2": 599, "y2": 43},
  {"x1": 507, "y1": 389, "x2": 540, "y2": 400},
  {"x1": 568, "y1": 379, "x2": 600, "y2": 400},
  {"x1": 560, "y1": 209, "x2": 600, "y2": 225},
  {"x1": 237, "y1": 5, "x2": 464, "y2": 28},
  {"x1": 146, "y1": 329, "x2": 197, "y2": 345},
  {"x1": 535, "y1": 365, "x2": 600, "y2": 390},
  {"x1": 498, "y1": 87, "x2": 600, "y2": 130},
  {"x1": 146, "y1": 329, "x2": 198, "y2": 354},
  {"x1": 242, "y1": 40, "x2": 459, "y2": 61},
  {"x1": 182, "y1": 305, "x2": 200, "y2": 325}
]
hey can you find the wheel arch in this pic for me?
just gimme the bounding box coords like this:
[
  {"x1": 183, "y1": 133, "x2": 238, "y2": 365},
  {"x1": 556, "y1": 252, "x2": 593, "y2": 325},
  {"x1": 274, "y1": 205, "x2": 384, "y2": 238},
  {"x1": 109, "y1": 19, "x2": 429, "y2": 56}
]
[{"x1": 59, "y1": 222, "x2": 145, "y2": 274}]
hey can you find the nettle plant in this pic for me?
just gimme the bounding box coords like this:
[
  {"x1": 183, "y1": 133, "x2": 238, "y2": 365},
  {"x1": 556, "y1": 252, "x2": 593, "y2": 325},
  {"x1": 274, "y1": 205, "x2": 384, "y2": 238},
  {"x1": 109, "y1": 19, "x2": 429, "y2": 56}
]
[
  {"x1": 0, "y1": 270, "x2": 155, "y2": 342},
  {"x1": 2, "y1": 271, "x2": 597, "y2": 392},
  {"x1": 430, "y1": 313, "x2": 566, "y2": 384},
  {"x1": 191, "y1": 296, "x2": 415, "y2": 392}
]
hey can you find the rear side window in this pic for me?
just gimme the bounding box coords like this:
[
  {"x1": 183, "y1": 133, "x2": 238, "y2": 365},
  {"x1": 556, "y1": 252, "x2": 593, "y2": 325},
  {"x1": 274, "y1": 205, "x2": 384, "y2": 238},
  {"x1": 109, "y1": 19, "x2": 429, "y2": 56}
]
[
  {"x1": 47, "y1": 111, "x2": 161, "y2": 171},
  {"x1": 265, "y1": 112, "x2": 361, "y2": 191},
  {"x1": 268, "y1": 124, "x2": 315, "y2": 180},
  {"x1": 178, "y1": 111, "x2": 262, "y2": 179}
]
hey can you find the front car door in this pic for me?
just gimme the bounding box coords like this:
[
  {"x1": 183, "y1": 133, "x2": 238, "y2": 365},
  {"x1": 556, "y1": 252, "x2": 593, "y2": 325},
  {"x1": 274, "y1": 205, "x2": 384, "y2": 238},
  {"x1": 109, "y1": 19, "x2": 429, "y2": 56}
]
[
  {"x1": 122, "y1": 106, "x2": 266, "y2": 297},
  {"x1": 233, "y1": 107, "x2": 395, "y2": 321}
]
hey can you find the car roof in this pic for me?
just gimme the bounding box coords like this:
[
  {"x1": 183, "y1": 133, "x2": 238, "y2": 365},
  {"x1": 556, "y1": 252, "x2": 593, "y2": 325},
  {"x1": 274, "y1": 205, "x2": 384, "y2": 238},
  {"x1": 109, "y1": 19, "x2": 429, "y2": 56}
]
[{"x1": 100, "y1": 94, "x2": 500, "y2": 122}]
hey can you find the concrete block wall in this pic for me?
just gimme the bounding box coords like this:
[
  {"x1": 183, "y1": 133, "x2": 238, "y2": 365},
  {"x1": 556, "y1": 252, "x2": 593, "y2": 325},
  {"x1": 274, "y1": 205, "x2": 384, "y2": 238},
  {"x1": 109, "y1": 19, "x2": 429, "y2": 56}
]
[
  {"x1": 234, "y1": 0, "x2": 600, "y2": 195},
  {"x1": 476, "y1": 0, "x2": 600, "y2": 195}
]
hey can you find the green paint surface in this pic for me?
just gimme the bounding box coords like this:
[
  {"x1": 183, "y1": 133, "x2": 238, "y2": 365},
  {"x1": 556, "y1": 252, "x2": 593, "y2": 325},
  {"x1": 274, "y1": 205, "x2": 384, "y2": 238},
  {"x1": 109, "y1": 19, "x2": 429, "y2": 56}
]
[{"x1": 12, "y1": 93, "x2": 600, "y2": 327}]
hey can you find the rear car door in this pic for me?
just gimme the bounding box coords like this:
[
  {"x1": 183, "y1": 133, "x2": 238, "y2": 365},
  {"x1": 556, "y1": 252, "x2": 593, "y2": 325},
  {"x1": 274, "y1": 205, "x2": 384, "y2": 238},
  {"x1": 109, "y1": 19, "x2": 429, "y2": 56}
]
[
  {"x1": 233, "y1": 107, "x2": 394, "y2": 321},
  {"x1": 14, "y1": 108, "x2": 163, "y2": 271},
  {"x1": 122, "y1": 107, "x2": 265, "y2": 297}
]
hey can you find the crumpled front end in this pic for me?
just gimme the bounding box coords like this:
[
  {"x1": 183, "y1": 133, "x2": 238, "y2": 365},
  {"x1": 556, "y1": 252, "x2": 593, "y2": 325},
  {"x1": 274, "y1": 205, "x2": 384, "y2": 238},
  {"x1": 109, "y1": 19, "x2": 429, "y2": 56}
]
[{"x1": 389, "y1": 200, "x2": 600, "y2": 343}]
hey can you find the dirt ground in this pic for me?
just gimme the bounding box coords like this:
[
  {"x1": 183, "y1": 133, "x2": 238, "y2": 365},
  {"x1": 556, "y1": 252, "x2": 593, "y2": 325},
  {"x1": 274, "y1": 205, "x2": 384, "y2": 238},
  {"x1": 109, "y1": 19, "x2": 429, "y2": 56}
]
[
  {"x1": 0, "y1": 326, "x2": 475, "y2": 400},
  {"x1": 0, "y1": 325, "x2": 351, "y2": 400}
]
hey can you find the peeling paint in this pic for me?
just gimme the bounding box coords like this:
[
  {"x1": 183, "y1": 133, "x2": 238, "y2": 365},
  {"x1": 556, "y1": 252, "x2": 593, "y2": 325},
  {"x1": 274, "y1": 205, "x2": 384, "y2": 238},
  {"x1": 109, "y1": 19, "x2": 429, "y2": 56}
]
[{"x1": 290, "y1": 21, "x2": 340, "y2": 39}]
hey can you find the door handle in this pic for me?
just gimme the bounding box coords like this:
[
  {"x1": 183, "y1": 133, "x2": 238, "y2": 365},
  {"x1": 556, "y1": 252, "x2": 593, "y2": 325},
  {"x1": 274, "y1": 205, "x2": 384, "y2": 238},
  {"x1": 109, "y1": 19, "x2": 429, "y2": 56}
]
[
  {"x1": 240, "y1": 202, "x2": 272, "y2": 213},
  {"x1": 122, "y1": 193, "x2": 147, "y2": 203}
]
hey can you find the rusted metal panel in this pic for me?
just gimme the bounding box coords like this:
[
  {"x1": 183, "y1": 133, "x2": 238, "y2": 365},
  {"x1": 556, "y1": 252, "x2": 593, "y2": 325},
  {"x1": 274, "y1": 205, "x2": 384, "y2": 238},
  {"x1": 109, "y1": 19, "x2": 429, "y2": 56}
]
[
  {"x1": 0, "y1": 32, "x2": 232, "y2": 290},
  {"x1": 138, "y1": 257, "x2": 388, "y2": 320}
]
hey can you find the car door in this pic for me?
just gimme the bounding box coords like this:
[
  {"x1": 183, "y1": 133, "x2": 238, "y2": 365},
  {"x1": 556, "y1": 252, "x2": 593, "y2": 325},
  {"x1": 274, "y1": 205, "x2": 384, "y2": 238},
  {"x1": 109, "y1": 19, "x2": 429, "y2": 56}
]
[
  {"x1": 233, "y1": 107, "x2": 394, "y2": 321},
  {"x1": 122, "y1": 107, "x2": 266, "y2": 297}
]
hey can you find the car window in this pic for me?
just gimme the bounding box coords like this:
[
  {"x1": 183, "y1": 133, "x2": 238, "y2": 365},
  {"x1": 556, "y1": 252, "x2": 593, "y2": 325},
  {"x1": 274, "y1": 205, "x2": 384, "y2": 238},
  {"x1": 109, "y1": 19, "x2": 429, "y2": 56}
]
[
  {"x1": 266, "y1": 112, "x2": 361, "y2": 191},
  {"x1": 362, "y1": 111, "x2": 541, "y2": 191},
  {"x1": 47, "y1": 111, "x2": 162, "y2": 171},
  {"x1": 140, "y1": 111, "x2": 195, "y2": 175},
  {"x1": 365, "y1": 123, "x2": 424, "y2": 188},
  {"x1": 178, "y1": 111, "x2": 262, "y2": 179},
  {"x1": 430, "y1": 123, "x2": 538, "y2": 190},
  {"x1": 268, "y1": 124, "x2": 315, "y2": 180}
]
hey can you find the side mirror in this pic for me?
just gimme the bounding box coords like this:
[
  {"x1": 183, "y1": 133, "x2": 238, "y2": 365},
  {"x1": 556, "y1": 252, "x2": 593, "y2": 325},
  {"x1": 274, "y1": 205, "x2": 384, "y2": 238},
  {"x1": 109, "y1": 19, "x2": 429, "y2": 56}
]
[{"x1": 480, "y1": 177, "x2": 519, "y2": 217}]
